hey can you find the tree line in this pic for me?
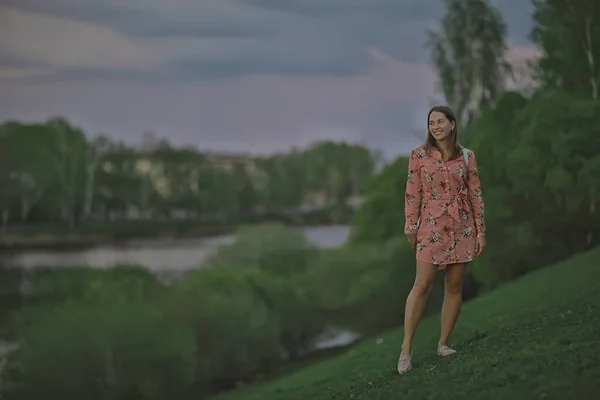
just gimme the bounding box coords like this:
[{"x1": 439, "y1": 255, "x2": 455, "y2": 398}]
[{"x1": 0, "y1": 122, "x2": 378, "y2": 230}]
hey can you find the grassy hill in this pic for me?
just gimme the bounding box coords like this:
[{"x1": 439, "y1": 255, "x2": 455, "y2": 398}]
[{"x1": 212, "y1": 247, "x2": 600, "y2": 400}]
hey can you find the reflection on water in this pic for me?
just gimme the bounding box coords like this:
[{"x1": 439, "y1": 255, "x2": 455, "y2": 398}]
[
  {"x1": 0, "y1": 225, "x2": 350, "y2": 271},
  {"x1": 314, "y1": 328, "x2": 362, "y2": 350}
]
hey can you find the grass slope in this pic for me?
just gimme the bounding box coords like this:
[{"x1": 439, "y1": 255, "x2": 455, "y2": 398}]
[{"x1": 213, "y1": 247, "x2": 600, "y2": 400}]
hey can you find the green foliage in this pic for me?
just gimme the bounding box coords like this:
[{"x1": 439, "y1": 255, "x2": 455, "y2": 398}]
[
  {"x1": 0, "y1": 120, "x2": 377, "y2": 229},
  {"x1": 0, "y1": 118, "x2": 91, "y2": 225},
  {"x1": 464, "y1": 90, "x2": 600, "y2": 288},
  {"x1": 301, "y1": 237, "x2": 427, "y2": 333},
  {"x1": 349, "y1": 157, "x2": 408, "y2": 244},
  {"x1": 4, "y1": 301, "x2": 196, "y2": 400},
  {"x1": 166, "y1": 267, "x2": 281, "y2": 391},
  {"x1": 2, "y1": 232, "x2": 426, "y2": 397},
  {"x1": 26, "y1": 265, "x2": 163, "y2": 306},
  {"x1": 204, "y1": 223, "x2": 318, "y2": 275},
  {"x1": 200, "y1": 224, "x2": 326, "y2": 360},
  {"x1": 531, "y1": 0, "x2": 600, "y2": 99}
]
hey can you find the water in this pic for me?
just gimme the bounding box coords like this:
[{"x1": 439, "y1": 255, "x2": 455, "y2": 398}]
[
  {"x1": 0, "y1": 224, "x2": 360, "y2": 351},
  {"x1": 0, "y1": 225, "x2": 351, "y2": 271}
]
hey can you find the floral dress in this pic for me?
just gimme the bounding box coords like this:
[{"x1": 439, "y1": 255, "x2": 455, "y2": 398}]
[{"x1": 404, "y1": 145, "x2": 485, "y2": 268}]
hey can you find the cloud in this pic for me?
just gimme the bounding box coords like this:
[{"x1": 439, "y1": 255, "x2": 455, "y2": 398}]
[
  {"x1": 0, "y1": 48, "x2": 436, "y2": 158},
  {"x1": 0, "y1": 6, "x2": 156, "y2": 70},
  {"x1": 1, "y1": 0, "x2": 534, "y2": 82},
  {"x1": 2, "y1": 0, "x2": 536, "y2": 83},
  {"x1": 505, "y1": 43, "x2": 541, "y2": 91},
  {"x1": 1, "y1": 0, "x2": 439, "y2": 81}
]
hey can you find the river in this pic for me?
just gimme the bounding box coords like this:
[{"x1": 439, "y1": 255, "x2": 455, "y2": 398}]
[
  {"x1": 0, "y1": 225, "x2": 359, "y2": 355},
  {"x1": 0, "y1": 225, "x2": 351, "y2": 272}
]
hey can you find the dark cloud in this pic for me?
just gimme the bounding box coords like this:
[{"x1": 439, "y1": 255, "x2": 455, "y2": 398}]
[
  {"x1": 2, "y1": 0, "x2": 533, "y2": 81},
  {"x1": 0, "y1": 53, "x2": 49, "y2": 69},
  {"x1": 237, "y1": 0, "x2": 435, "y2": 19},
  {"x1": 2, "y1": 0, "x2": 435, "y2": 80}
]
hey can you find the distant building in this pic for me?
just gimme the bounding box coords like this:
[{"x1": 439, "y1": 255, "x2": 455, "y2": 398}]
[{"x1": 206, "y1": 151, "x2": 253, "y2": 169}]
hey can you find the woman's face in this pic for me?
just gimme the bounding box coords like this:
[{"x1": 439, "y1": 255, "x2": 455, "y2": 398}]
[{"x1": 428, "y1": 111, "x2": 455, "y2": 142}]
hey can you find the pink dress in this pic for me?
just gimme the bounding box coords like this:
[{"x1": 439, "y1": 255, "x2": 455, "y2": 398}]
[{"x1": 404, "y1": 145, "x2": 485, "y2": 268}]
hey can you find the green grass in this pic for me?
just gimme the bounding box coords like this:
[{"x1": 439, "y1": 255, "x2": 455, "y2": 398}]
[{"x1": 212, "y1": 247, "x2": 600, "y2": 400}]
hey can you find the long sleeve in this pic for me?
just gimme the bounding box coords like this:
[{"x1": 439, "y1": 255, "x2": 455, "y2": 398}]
[
  {"x1": 404, "y1": 149, "x2": 422, "y2": 234},
  {"x1": 466, "y1": 149, "x2": 485, "y2": 233}
]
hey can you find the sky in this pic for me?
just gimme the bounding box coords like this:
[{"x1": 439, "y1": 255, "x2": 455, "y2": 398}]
[{"x1": 1, "y1": 0, "x2": 538, "y2": 158}]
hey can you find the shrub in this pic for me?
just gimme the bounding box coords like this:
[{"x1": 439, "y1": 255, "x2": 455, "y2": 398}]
[
  {"x1": 349, "y1": 156, "x2": 408, "y2": 244},
  {"x1": 165, "y1": 267, "x2": 281, "y2": 392},
  {"x1": 204, "y1": 223, "x2": 318, "y2": 275},
  {"x1": 299, "y1": 237, "x2": 424, "y2": 333},
  {"x1": 3, "y1": 301, "x2": 196, "y2": 400},
  {"x1": 26, "y1": 264, "x2": 163, "y2": 305}
]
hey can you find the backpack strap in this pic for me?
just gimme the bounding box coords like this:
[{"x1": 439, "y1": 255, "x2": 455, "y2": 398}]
[{"x1": 462, "y1": 148, "x2": 470, "y2": 194}]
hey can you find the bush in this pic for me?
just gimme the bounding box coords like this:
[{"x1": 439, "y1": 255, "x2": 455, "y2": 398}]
[
  {"x1": 300, "y1": 237, "x2": 422, "y2": 333},
  {"x1": 3, "y1": 301, "x2": 196, "y2": 400},
  {"x1": 243, "y1": 270, "x2": 325, "y2": 360},
  {"x1": 204, "y1": 223, "x2": 318, "y2": 275},
  {"x1": 204, "y1": 224, "x2": 327, "y2": 358},
  {"x1": 26, "y1": 265, "x2": 164, "y2": 305},
  {"x1": 349, "y1": 156, "x2": 408, "y2": 244},
  {"x1": 165, "y1": 267, "x2": 281, "y2": 392}
]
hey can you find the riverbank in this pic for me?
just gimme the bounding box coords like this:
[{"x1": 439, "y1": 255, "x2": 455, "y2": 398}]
[
  {"x1": 0, "y1": 223, "x2": 237, "y2": 251},
  {"x1": 0, "y1": 205, "x2": 355, "y2": 251},
  {"x1": 0, "y1": 225, "x2": 351, "y2": 272}
]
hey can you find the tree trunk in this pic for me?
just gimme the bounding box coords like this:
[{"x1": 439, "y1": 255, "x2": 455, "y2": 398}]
[
  {"x1": 1, "y1": 208, "x2": 9, "y2": 231},
  {"x1": 20, "y1": 197, "x2": 29, "y2": 223},
  {"x1": 83, "y1": 160, "x2": 96, "y2": 219},
  {"x1": 583, "y1": 14, "x2": 598, "y2": 100}
]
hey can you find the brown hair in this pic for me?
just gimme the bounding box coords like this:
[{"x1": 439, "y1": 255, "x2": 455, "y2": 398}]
[{"x1": 424, "y1": 105, "x2": 461, "y2": 159}]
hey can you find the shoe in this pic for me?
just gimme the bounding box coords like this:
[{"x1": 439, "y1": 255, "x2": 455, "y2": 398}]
[
  {"x1": 397, "y1": 351, "x2": 412, "y2": 374},
  {"x1": 437, "y1": 345, "x2": 457, "y2": 357}
]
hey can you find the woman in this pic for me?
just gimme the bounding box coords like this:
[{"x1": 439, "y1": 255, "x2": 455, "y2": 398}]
[{"x1": 397, "y1": 105, "x2": 486, "y2": 374}]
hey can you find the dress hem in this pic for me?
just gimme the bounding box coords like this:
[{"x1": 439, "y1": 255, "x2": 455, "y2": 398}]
[{"x1": 415, "y1": 256, "x2": 472, "y2": 270}]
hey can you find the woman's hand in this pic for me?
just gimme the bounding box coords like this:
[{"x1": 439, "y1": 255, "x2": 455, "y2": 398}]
[
  {"x1": 476, "y1": 234, "x2": 486, "y2": 256},
  {"x1": 407, "y1": 234, "x2": 417, "y2": 250}
]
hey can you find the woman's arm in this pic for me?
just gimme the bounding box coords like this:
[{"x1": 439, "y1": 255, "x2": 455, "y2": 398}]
[
  {"x1": 404, "y1": 149, "x2": 422, "y2": 235},
  {"x1": 466, "y1": 149, "x2": 485, "y2": 234}
]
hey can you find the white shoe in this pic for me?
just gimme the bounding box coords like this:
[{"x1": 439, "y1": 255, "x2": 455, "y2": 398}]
[
  {"x1": 397, "y1": 351, "x2": 412, "y2": 374},
  {"x1": 437, "y1": 345, "x2": 457, "y2": 357}
]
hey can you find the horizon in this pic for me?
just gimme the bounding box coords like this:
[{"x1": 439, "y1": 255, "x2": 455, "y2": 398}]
[{"x1": 2, "y1": 0, "x2": 538, "y2": 159}]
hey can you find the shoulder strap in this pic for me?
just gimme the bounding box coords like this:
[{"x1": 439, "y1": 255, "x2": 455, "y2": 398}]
[{"x1": 462, "y1": 147, "x2": 469, "y2": 168}]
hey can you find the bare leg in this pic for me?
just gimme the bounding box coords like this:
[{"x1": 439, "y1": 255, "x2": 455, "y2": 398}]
[
  {"x1": 400, "y1": 261, "x2": 438, "y2": 355},
  {"x1": 439, "y1": 263, "x2": 466, "y2": 348}
]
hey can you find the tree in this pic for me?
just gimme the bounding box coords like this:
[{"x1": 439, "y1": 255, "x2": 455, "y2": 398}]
[
  {"x1": 464, "y1": 90, "x2": 600, "y2": 287},
  {"x1": 531, "y1": 0, "x2": 600, "y2": 99},
  {"x1": 0, "y1": 122, "x2": 56, "y2": 223},
  {"x1": 302, "y1": 141, "x2": 375, "y2": 205},
  {"x1": 427, "y1": 0, "x2": 512, "y2": 127},
  {"x1": 0, "y1": 118, "x2": 377, "y2": 226},
  {"x1": 94, "y1": 143, "x2": 148, "y2": 218},
  {"x1": 45, "y1": 118, "x2": 93, "y2": 225},
  {"x1": 349, "y1": 155, "x2": 408, "y2": 244}
]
